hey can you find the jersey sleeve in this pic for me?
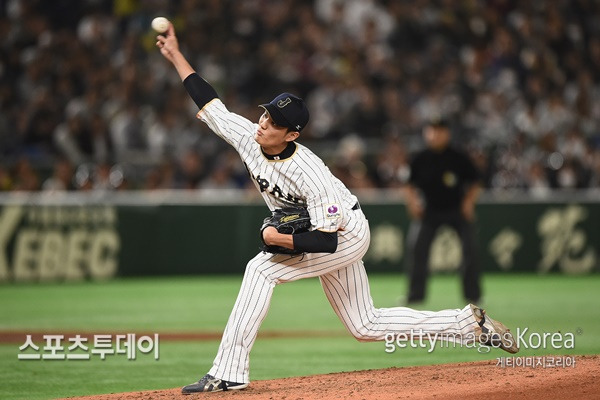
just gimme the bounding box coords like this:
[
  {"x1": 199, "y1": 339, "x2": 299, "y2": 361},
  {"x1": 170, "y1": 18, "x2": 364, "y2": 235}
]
[
  {"x1": 196, "y1": 99, "x2": 256, "y2": 151},
  {"x1": 299, "y1": 155, "x2": 346, "y2": 233}
]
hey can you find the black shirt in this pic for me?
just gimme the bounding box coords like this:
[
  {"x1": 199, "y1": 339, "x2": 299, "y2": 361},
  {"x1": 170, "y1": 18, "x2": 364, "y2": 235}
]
[{"x1": 408, "y1": 147, "x2": 480, "y2": 211}]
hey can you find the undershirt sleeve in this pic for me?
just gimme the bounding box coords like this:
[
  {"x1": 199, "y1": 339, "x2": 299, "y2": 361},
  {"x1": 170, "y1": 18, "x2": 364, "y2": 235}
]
[
  {"x1": 182, "y1": 73, "x2": 218, "y2": 109},
  {"x1": 293, "y1": 230, "x2": 338, "y2": 253}
]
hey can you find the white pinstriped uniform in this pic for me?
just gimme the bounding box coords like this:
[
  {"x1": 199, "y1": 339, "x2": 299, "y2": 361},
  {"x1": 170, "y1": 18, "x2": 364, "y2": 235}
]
[{"x1": 197, "y1": 99, "x2": 479, "y2": 384}]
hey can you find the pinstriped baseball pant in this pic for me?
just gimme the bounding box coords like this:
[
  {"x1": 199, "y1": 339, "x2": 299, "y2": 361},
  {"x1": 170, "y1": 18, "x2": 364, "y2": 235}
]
[{"x1": 208, "y1": 209, "x2": 478, "y2": 384}]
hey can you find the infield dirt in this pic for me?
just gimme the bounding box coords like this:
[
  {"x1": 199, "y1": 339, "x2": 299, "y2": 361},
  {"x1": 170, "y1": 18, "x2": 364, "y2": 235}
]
[{"x1": 60, "y1": 355, "x2": 598, "y2": 400}]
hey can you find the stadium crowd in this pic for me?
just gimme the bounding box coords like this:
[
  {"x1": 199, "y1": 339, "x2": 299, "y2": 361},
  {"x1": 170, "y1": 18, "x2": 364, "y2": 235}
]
[{"x1": 1, "y1": 0, "x2": 600, "y2": 195}]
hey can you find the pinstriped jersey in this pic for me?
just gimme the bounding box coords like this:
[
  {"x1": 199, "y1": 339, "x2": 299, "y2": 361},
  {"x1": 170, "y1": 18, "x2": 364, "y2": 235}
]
[{"x1": 198, "y1": 99, "x2": 358, "y2": 232}]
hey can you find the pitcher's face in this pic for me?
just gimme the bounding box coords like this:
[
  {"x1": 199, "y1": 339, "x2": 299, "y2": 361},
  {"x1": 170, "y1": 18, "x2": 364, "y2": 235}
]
[{"x1": 256, "y1": 111, "x2": 298, "y2": 154}]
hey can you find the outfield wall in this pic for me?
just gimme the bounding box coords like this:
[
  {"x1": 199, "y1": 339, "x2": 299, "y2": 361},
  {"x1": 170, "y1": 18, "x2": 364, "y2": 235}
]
[{"x1": 0, "y1": 190, "x2": 598, "y2": 282}]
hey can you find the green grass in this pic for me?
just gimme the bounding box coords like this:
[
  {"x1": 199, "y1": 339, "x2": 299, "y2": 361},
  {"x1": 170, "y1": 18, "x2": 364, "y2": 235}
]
[{"x1": 1, "y1": 273, "x2": 599, "y2": 400}]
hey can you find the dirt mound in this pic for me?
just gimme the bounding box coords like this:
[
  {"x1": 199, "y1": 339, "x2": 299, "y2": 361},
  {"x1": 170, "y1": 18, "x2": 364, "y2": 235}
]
[{"x1": 59, "y1": 355, "x2": 599, "y2": 400}]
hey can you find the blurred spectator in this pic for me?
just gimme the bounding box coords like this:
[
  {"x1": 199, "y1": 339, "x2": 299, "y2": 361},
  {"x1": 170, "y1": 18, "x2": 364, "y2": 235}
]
[
  {"x1": 54, "y1": 112, "x2": 112, "y2": 165},
  {"x1": 93, "y1": 162, "x2": 114, "y2": 192},
  {"x1": 73, "y1": 163, "x2": 95, "y2": 191},
  {"x1": 343, "y1": 84, "x2": 386, "y2": 138},
  {"x1": 175, "y1": 150, "x2": 205, "y2": 190},
  {"x1": 526, "y1": 161, "x2": 552, "y2": 198},
  {"x1": 590, "y1": 148, "x2": 600, "y2": 187},
  {"x1": 199, "y1": 165, "x2": 238, "y2": 190},
  {"x1": 42, "y1": 158, "x2": 74, "y2": 192},
  {"x1": 144, "y1": 159, "x2": 176, "y2": 190},
  {"x1": 0, "y1": 165, "x2": 13, "y2": 191},
  {"x1": 12, "y1": 157, "x2": 40, "y2": 191},
  {"x1": 374, "y1": 134, "x2": 410, "y2": 188},
  {"x1": 109, "y1": 103, "x2": 151, "y2": 164},
  {"x1": 330, "y1": 135, "x2": 376, "y2": 189}
]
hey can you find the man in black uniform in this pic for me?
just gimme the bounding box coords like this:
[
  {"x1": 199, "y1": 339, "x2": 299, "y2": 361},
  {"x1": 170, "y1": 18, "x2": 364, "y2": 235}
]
[{"x1": 404, "y1": 118, "x2": 482, "y2": 304}]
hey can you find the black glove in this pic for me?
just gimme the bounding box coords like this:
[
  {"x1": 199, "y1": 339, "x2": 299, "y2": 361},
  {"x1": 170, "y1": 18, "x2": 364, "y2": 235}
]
[{"x1": 260, "y1": 207, "x2": 311, "y2": 254}]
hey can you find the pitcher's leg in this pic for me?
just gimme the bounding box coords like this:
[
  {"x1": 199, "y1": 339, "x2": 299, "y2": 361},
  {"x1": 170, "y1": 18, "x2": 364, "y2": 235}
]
[
  {"x1": 208, "y1": 222, "x2": 370, "y2": 384},
  {"x1": 321, "y1": 261, "x2": 478, "y2": 342},
  {"x1": 209, "y1": 210, "x2": 370, "y2": 383},
  {"x1": 208, "y1": 253, "x2": 279, "y2": 383}
]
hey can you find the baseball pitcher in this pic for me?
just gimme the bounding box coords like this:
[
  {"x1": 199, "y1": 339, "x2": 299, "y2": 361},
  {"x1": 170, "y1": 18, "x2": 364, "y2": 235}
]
[{"x1": 156, "y1": 23, "x2": 518, "y2": 394}]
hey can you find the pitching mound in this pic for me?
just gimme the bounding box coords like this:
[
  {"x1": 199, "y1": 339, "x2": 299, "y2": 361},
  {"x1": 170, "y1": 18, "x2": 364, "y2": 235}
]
[{"x1": 61, "y1": 355, "x2": 598, "y2": 400}]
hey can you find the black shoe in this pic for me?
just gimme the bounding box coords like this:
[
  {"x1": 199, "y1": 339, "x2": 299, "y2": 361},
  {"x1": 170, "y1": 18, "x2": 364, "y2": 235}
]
[{"x1": 181, "y1": 374, "x2": 249, "y2": 394}]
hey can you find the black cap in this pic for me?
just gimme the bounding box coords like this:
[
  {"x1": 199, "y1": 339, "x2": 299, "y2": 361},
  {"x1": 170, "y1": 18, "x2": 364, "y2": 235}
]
[
  {"x1": 426, "y1": 116, "x2": 449, "y2": 128},
  {"x1": 259, "y1": 93, "x2": 310, "y2": 132}
]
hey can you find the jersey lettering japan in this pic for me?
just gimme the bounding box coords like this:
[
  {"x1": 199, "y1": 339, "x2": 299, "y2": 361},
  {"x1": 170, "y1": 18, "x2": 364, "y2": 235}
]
[{"x1": 198, "y1": 99, "x2": 358, "y2": 232}]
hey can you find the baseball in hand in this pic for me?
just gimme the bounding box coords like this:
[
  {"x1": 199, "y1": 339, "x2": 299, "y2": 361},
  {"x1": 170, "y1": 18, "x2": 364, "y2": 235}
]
[{"x1": 151, "y1": 17, "x2": 169, "y2": 33}]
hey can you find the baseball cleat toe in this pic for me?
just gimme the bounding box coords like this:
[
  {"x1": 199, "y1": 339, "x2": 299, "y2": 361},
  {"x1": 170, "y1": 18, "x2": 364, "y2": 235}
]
[
  {"x1": 470, "y1": 304, "x2": 519, "y2": 354},
  {"x1": 182, "y1": 374, "x2": 249, "y2": 394}
]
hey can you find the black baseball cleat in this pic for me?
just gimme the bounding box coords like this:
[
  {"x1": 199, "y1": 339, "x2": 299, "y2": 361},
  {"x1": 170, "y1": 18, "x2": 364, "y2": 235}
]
[
  {"x1": 182, "y1": 374, "x2": 249, "y2": 394},
  {"x1": 470, "y1": 304, "x2": 519, "y2": 354}
]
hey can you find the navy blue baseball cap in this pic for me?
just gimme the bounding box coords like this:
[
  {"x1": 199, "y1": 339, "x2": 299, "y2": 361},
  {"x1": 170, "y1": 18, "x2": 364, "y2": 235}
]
[{"x1": 259, "y1": 93, "x2": 310, "y2": 132}]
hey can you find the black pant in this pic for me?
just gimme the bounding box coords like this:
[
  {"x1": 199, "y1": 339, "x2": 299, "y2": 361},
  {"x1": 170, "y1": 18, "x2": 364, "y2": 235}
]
[{"x1": 405, "y1": 209, "x2": 481, "y2": 303}]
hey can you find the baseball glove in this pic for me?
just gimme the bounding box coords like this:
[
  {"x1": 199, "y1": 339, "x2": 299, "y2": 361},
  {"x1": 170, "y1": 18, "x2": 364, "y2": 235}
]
[{"x1": 260, "y1": 207, "x2": 311, "y2": 255}]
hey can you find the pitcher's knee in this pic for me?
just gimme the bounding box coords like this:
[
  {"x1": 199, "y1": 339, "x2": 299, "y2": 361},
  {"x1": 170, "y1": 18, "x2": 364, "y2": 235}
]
[
  {"x1": 348, "y1": 324, "x2": 379, "y2": 342},
  {"x1": 244, "y1": 257, "x2": 276, "y2": 282}
]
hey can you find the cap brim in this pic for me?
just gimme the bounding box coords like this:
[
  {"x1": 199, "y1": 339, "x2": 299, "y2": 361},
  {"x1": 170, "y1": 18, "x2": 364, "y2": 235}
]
[{"x1": 259, "y1": 104, "x2": 290, "y2": 129}]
